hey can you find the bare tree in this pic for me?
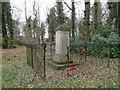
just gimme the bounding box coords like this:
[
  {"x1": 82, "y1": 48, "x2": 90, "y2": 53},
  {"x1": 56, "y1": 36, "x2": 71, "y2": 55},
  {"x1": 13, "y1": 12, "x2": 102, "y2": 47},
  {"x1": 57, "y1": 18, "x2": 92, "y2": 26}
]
[
  {"x1": 32, "y1": 0, "x2": 41, "y2": 44},
  {"x1": 64, "y1": 0, "x2": 76, "y2": 39}
]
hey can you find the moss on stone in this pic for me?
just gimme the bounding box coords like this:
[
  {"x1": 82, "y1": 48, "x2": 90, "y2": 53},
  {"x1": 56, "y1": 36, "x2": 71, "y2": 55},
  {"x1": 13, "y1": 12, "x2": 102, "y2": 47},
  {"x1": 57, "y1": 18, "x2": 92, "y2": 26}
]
[
  {"x1": 59, "y1": 56, "x2": 67, "y2": 63},
  {"x1": 54, "y1": 55, "x2": 72, "y2": 64},
  {"x1": 55, "y1": 24, "x2": 69, "y2": 31},
  {"x1": 48, "y1": 61, "x2": 79, "y2": 70}
]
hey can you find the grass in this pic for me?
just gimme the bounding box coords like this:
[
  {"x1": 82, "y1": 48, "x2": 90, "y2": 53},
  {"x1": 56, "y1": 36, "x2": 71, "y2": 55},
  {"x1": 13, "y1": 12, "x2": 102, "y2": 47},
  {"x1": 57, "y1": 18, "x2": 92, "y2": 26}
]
[{"x1": 2, "y1": 46, "x2": 119, "y2": 88}]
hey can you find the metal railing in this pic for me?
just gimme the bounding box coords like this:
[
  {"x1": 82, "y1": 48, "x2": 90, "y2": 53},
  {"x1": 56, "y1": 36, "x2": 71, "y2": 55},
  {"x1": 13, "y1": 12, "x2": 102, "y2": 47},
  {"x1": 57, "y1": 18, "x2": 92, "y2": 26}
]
[
  {"x1": 69, "y1": 43, "x2": 119, "y2": 67},
  {"x1": 26, "y1": 43, "x2": 46, "y2": 79}
]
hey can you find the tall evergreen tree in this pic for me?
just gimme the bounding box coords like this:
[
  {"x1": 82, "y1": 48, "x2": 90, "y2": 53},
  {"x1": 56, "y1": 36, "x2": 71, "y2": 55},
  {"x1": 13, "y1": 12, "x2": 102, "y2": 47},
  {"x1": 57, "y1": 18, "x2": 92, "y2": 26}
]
[
  {"x1": 107, "y1": 2, "x2": 118, "y2": 29},
  {"x1": 47, "y1": 7, "x2": 58, "y2": 41},
  {"x1": 56, "y1": 1, "x2": 65, "y2": 25},
  {"x1": 6, "y1": 2, "x2": 14, "y2": 41},
  {"x1": 2, "y1": 2, "x2": 14, "y2": 48},
  {"x1": 2, "y1": 2, "x2": 8, "y2": 48}
]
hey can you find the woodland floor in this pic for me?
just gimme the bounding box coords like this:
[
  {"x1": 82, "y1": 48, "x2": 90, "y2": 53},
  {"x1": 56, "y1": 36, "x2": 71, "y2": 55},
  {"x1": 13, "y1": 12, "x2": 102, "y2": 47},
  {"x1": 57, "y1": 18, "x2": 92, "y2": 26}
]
[{"x1": 2, "y1": 45, "x2": 119, "y2": 88}]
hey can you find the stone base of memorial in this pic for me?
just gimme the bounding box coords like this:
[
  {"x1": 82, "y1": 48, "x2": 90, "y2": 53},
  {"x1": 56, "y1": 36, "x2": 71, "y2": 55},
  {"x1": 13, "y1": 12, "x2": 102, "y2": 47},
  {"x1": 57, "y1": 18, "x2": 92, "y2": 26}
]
[
  {"x1": 48, "y1": 24, "x2": 79, "y2": 70},
  {"x1": 48, "y1": 61, "x2": 79, "y2": 70}
]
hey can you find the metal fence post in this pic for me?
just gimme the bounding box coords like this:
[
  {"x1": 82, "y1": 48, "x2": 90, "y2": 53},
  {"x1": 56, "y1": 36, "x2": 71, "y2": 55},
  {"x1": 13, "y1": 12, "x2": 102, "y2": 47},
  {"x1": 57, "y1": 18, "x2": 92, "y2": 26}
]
[
  {"x1": 118, "y1": 44, "x2": 120, "y2": 88},
  {"x1": 85, "y1": 43, "x2": 87, "y2": 62},
  {"x1": 26, "y1": 46, "x2": 28, "y2": 64},
  {"x1": 67, "y1": 46, "x2": 69, "y2": 76},
  {"x1": 31, "y1": 45, "x2": 33, "y2": 68},
  {"x1": 118, "y1": 55, "x2": 120, "y2": 88},
  {"x1": 43, "y1": 43, "x2": 46, "y2": 80},
  {"x1": 107, "y1": 46, "x2": 110, "y2": 67}
]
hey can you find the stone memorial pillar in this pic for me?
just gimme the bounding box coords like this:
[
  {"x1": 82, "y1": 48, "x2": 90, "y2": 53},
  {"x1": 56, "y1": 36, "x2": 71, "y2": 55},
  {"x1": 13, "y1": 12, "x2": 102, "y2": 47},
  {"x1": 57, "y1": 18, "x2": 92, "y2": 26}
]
[
  {"x1": 55, "y1": 25, "x2": 69, "y2": 63},
  {"x1": 48, "y1": 24, "x2": 79, "y2": 69}
]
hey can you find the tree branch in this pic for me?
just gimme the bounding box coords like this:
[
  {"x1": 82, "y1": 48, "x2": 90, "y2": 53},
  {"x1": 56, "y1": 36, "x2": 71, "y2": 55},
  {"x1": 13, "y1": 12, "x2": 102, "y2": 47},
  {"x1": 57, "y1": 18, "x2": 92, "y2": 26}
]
[{"x1": 64, "y1": 1, "x2": 72, "y2": 10}]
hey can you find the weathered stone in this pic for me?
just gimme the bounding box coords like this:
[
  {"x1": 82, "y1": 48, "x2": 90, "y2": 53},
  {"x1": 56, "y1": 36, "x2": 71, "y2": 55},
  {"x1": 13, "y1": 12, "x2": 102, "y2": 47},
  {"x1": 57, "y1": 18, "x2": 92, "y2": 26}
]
[
  {"x1": 49, "y1": 24, "x2": 79, "y2": 69},
  {"x1": 55, "y1": 24, "x2": 69, "y2": 31},
  {"x1": 54, "y1": 25, "x2": 69, "y2": 63},
  {"x1": 48, "y1": 61, "x2": 79, "y2": 70}
]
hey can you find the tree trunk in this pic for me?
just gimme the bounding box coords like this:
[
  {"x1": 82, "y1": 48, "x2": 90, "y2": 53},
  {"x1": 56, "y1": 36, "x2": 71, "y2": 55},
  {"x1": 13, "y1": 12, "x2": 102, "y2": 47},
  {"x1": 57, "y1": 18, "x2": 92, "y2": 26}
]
[
  {"x1": 118, "y1": 1, "x2": 120, "y2": 88},
  {"x1": 118, "y1": 1, "x2": 120, "y2": 36},
  {"x1": 6, "y1": 2, "x2": 14, "y2": 41},
  {"x1": 84, "y1": 1, "x2": 90, "y2": 42},
  {"x1": 107, "y1": 2, "x2": 118, "y2": 29},
  {"x1": 93, "y1": 1, "x2": 102, "y2": 31},
  {"x1": 0, "y1": 2, "x2": 1, "y2": 50},
  {"x1": 2, "y1": 3, "x2": 8, "y2": 48},
  {"x1": 71, "y1": 0, "x2": 75, "y2": 40}
]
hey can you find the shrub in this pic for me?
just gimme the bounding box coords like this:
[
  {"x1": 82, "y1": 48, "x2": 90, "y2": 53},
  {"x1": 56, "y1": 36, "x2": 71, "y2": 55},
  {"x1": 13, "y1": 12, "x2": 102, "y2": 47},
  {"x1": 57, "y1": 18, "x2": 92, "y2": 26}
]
[
  {"x1": 91, "y1": 34, "x2": 107, "y2": 44},
  {"x1": 70, "y1": 39, "x2": 84, "y2": 54},
  {"x1": 106, "y1": 32, "x2": 120, "y2": 58},
  {"x1": 70, "y1": 29, "x2": 120, "y2": 58},
  {"x1": 9, "y1": 40, "x2": 23, "y2": 48}
]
